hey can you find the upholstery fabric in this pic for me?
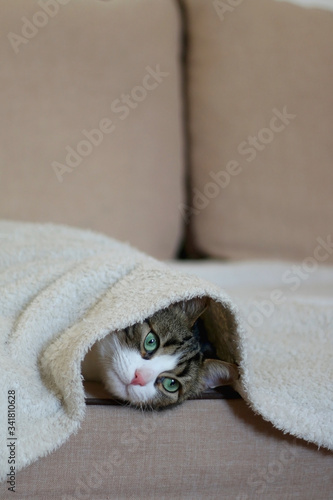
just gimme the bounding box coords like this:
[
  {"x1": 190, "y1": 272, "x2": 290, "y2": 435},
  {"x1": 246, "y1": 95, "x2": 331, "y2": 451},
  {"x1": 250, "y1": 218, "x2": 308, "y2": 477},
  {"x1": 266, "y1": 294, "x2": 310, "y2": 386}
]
[
  {"x1": 184, "y1": 0, "x2": 333, "y2": 261},
  {"x1": 0, "y1": 0, "x2": 184, "y2": 259},
  {"x1": 5, "y1": 401, "x2": 332, "y2": 500}
]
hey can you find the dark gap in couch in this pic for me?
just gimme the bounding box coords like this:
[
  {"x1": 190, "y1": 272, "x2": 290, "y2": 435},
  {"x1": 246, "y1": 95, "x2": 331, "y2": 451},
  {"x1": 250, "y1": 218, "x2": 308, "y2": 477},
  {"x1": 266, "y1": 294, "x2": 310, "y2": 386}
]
[
  {"x1": 84, "y1": 381, "x2": 241, "y2": 406},
  {"x1": 176, "y1": 0, "x2": 207, "y2": 260}
]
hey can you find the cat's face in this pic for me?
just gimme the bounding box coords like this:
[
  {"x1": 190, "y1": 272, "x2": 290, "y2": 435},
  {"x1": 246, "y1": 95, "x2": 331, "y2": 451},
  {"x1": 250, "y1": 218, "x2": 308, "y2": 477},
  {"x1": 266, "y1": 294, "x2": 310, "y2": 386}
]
[{"x1": 97, "y1": 298, "x2": 238, "y2": 410}]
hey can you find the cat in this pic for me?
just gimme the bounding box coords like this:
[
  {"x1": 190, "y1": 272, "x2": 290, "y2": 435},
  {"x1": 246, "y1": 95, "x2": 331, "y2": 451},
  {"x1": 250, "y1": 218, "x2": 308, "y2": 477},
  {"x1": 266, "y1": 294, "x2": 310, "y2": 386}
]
[{"x1": 81, "y1": 297, "x2": 239, "y2": 410}]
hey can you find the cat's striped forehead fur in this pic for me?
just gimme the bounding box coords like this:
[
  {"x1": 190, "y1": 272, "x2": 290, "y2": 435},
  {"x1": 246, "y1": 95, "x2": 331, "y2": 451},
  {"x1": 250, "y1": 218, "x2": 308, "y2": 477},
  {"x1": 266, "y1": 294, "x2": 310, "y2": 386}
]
[{"x1": 95, "y1": 298, "x2": 238, "y2": 410}]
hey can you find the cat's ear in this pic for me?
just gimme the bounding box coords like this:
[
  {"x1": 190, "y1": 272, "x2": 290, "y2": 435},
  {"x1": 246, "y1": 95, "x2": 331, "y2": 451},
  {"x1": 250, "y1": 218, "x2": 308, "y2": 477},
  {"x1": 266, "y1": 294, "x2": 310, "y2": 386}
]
[
  {"x1": 199, "y1": 359, "x2": 239, "y2": 390},
  {"x1": 180, "y1": 297, "x2": 208, "y2": 326}
]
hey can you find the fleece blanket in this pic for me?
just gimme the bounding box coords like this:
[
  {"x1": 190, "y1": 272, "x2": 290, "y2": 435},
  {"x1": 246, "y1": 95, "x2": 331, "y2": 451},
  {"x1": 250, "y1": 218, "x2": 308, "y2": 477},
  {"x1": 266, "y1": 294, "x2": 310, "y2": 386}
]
[{"x1": 0, "y1": 221, "x2": 332, "y2": 481}]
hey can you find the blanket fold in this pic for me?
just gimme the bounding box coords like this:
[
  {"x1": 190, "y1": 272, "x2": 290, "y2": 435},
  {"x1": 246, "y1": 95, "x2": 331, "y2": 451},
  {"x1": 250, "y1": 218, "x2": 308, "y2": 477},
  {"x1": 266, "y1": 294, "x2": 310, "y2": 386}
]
[{"x1": 0, "y1": 221, "x2": 332, "y2": 480}]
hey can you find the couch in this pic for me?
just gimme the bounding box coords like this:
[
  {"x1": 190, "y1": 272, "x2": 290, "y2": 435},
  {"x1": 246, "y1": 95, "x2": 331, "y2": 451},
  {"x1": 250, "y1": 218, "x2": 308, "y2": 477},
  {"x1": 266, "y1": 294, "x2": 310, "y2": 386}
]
[{"x1": 1, "y1": 0, "x2": 332, "y2": 498}]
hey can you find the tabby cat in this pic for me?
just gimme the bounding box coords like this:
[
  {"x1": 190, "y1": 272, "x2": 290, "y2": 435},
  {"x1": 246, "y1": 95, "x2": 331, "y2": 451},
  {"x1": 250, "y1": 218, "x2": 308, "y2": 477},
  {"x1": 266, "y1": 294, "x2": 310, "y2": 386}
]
[{"x1": 82, "y1": 297, "x2": 238, "y2": 410}]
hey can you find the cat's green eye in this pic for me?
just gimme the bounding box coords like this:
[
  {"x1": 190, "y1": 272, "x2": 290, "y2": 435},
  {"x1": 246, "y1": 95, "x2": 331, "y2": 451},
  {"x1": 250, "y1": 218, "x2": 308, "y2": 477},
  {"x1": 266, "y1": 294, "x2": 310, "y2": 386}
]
[
  {"x1": 144, "y1": 332, "x2": 159, "y2": 353},
  {"x1": 162, "y1": 377, "x2": 180, "y2": 393}
]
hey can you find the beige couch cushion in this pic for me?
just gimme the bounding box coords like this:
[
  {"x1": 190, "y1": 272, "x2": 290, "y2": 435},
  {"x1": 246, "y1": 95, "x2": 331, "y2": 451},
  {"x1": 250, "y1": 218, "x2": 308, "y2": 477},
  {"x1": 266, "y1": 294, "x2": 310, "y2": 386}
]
[
  {"x1": 12, "y1": 401, "x2": 333, "y2": 499},
  {"x1": 0, "y1": 0, "x2": 183, "y2": 259},
  {"x1": 184, "y1": 0, "x2": 333, "y2": 261}
]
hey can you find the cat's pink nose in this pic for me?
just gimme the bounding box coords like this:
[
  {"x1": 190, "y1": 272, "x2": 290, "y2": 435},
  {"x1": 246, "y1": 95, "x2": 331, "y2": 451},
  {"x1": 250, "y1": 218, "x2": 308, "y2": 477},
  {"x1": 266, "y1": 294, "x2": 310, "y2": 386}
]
[{"x1": 130, "y1": 368, "x2": 154, "y2": 386}]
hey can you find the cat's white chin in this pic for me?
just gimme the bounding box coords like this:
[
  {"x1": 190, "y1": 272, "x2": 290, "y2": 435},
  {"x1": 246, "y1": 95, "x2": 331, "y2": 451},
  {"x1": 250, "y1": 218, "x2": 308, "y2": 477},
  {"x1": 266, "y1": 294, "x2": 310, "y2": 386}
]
[
  {"x1": 103, "y1": 367, "x2": 157, "y2": 404},
  {"x1": 102, "y1": 367, "x2": 128, "y2": 401},
  {"x1": 126, "y1": 382, "x2": 157, "y2": 405}
]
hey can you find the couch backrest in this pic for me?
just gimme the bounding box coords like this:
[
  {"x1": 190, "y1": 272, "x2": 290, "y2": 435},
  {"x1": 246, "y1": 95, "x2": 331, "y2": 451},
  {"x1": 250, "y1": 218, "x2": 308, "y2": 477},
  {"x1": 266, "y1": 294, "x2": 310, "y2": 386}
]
[
  {"x1": 0, "y1": 0, "x2": 184, "y2": 259},
  {"x1": 2, "y1": 0, "x2": 332, "y2": 263},
  {"x1": 183, "y1": 0, "x2": 333, "y2": 263}
]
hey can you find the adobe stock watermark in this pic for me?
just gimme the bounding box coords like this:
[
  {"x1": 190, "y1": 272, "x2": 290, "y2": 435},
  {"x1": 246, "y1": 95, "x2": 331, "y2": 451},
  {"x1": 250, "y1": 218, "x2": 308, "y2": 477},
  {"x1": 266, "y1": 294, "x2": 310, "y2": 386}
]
[
  {"x1": 213, "y1": 0, "x2": 245, "y2": 21},
  {"x1": 51, "y1": 64, "x2": 169, "y2": 183},
  {"x1": 7, "y1": 0, "x2": 71, "y2": 54},
  {"x1": 243, "y1": 234, "x2": 333, "y2": 335},
  {"x1": 179, "y1": 106, "x2": 296, "y2": 223},
  {"x1": 62, "y1": 411, "x2": 158, "y2": 500}
]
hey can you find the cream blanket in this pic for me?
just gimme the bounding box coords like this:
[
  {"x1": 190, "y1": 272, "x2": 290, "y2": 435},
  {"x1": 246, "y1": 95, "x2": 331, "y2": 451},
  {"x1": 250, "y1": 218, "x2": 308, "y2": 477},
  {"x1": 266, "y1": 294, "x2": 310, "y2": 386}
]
[{"x1": 0, "y1": 221, "x2": 332, "y2": 481}]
